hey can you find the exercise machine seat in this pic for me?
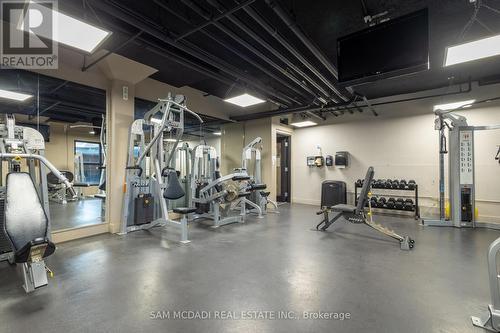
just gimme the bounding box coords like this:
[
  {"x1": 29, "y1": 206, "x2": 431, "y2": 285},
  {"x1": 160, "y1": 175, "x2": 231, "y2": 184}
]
[
  {"x1": 163, "y1": 170, "x2": 185, "y2": 200},
  {"x1": 4, "y1": 173, "x2": 55, "y2": 263},
  {"x1": 232, "y1": 175, "x2": 251, "y2": 181},
  {"x1": 173, "y1": 207, "x2": 197, "y2": 215},
  {"x1": 47, "y1": 170, "x2": 74, "y2": 185},
  {"x1": 331, "y1": 204, "x2": 357, "y2": 214},
  {"x1": 249, "y1": 183, "x2": 267, "y2": 191}
]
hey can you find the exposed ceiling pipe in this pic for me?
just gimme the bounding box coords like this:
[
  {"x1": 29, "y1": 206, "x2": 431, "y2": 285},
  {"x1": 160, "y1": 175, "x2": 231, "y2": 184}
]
[
  {"x1": 180, "y1": 0, "x2": 323, "y2": 103},
  {"x1": 65, "y1": 4, "x2": 291, "y2": 108},
  {"x1": 87, "y1": 0, "x2": 294, "y2": 107},
  {"x1": 174, "y1": 0, "x2": 256, "y2": 41},
  {"x1": 156, "y1": 2, "x2": 310, "y2": 104},
  {"x1": 204, "y1": 0, "x2": 337, "y2": 103},
  {"x1": 240, "y1": 3, "x2": 348, "y2": 102},
  {"x1": 153, "y1": 0, "x2": 307, "y2": 104},
  {"x1": 231, "y1": 78, "x2": 474, "y2": 121},
  {"x1": 306, "y1": 111, "x2": 326, "y2": 121},
  {"x1": 265, "y1": 0, "x2": 341, "y2": 81}
]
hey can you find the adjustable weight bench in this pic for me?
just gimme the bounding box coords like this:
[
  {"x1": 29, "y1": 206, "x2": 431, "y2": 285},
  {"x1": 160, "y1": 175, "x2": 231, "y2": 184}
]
[
  {"x1": 316, "y1": 166, "x2": 415, "y2": 250},
  {"x1": 4, "y1": 172, "x2": 56, "y2": 292}
]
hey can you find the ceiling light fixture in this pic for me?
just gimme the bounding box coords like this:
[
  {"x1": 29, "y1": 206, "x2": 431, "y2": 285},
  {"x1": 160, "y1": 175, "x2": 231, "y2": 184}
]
[
  {"x1": 0, "y1": 89, "x2": 33, "y2": 101},
  {"x1": 224, "y1": 93, "x2": 265, "y2": 107},
  {"x1": 213, "y1": 131, "x2": 222, "y2": 136},
  {"x1": 444, "y1": 34, "x2": 500, "y2": 67},
  {"x1": 433, "y1": 99, "x2": 476, "y2": 112},
  {"x1": 290, "y1": 120, "x2": 318, "y2": 128},
  {"x1": 21, "y1": 2, "x2": 111, "y2": 53}
]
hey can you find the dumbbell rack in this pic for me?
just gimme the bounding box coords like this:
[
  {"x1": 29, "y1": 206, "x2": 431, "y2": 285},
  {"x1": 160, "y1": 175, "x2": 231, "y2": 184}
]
[{"x1": 354, "y1": 182, "x2": 420, "y2": 219}]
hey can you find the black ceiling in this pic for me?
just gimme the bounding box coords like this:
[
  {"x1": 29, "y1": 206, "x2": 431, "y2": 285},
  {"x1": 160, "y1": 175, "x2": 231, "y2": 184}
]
[
  {"x1": 13, "y1": 0, "x2": 500, "y2": 121},
  {"x1": 0, "y1": 70, "x2": 225, "y2": 136},
  {"x1": 0, "y1": 69, "x2": 106, "y2": 123}
]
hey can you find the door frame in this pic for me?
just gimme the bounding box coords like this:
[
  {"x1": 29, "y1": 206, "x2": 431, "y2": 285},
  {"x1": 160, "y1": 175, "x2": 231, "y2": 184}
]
[{"x1": 276, "y1": 134, "x2": 291, "y2": 202}]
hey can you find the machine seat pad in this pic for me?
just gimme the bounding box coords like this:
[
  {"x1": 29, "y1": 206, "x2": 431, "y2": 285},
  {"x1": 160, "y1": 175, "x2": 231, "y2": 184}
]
[
  {"x1": 232, "y1": 175, "x2": 251, "y2": 181},
  {"x1": 173, "y1": 207, "x2": 197, "y2": 215},
  {"x1": 249, "y1": 183, "x2": 267, "y2": 191},
  {"x1": 331, "y1": 204, "x2": 357, "y2": 214},
  {"x1": 163, "y1": 170, "x2": 185, "y2": 200},
  {"x1": 14, "y1": 237, "x2": 55, "y2": 263},
  {"x1": 4, "y1": 172, "x2": 49, "y2": 252}
]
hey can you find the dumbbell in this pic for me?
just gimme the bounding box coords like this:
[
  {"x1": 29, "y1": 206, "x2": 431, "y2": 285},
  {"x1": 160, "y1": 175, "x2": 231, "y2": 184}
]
[
  {"x1": 382, "y1": 179, "x2": 391, "y2": 189},
  {"x1": 399, "y1": 180, "x2": 407, "y2": 189},
  {"x1": 408, "y1": 180, "x2": 416, "y2": 190},
  {"x1": 386, "y1": 198, "x2": 396, "y2": 209},
  {"x1": 355, "y1": 179, "x2": 363, "y2": 187},
  {"x1": 370, "y1": 197, "x2": 378, "y2": 207},
  {"x1": 395, "y1": 198, "x2": 404, "y2": 210},
  {"x1": 377, "y1": 197, "x2": 387, "y2": 208},
  {"x1": 372, "y1": 179, "x2": 380, "y2": 188},
  {"x1": 391, "y1": 180, "x2": 400, "y2": 189},
  {"x1": 404, "y1": 199, "x2": 414, "y2": 211}
]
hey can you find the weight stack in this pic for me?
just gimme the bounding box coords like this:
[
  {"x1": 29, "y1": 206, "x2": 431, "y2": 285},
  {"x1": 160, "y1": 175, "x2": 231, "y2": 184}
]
[{"x1": 320, "y1": 181, "x2": 347, "y2": 208}]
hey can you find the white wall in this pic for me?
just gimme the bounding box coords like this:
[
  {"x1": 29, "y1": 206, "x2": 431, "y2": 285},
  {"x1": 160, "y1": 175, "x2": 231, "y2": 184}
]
[{"x1": 291, "y1": 106, "x2": 500, "y2": 223}]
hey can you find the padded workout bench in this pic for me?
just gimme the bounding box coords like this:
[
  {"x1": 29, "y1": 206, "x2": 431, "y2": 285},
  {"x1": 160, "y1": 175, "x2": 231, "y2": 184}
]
[{"x1": 316, "y1": 166, "x2": 415, "y2": 251}]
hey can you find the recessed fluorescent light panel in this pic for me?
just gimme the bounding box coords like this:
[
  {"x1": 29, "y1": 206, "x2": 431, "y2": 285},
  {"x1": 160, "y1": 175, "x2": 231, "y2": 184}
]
[
  {"x1": 445, "y1": 34, "x2": 500, "y2": 67},
  {"x1": 21, "y1": 2, "x2": 111, "y2": 53},
  {"x1": 224, "y1": 94, "x2": 265, "y2": 107},
  {"x1": 213, "y1": 131, "x2": 222, "y2": 136},
  {"x1": 290, "y1": 120, "x2": 318, "y2": 128},
  {"x1": 433, "y1": 100, "x2": 476, "y2": 112},
  {"x1": 0, "y1": 89, "x2": 33, "y2": 101}
]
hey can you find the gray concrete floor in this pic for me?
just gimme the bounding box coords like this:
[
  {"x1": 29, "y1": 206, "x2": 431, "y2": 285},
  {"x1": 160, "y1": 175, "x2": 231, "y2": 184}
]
[
  {"x1": 50, "y1": 198, "x2": 104, "y2": 231},
  {"x1": 0, "y1": 203, "x2": 498, "y2": 333}
]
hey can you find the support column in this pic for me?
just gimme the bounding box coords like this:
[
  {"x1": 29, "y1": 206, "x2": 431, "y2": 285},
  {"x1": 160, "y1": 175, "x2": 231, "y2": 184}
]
[{"x1": 107, "y1": 81, "x2": 135, "y2": 233}]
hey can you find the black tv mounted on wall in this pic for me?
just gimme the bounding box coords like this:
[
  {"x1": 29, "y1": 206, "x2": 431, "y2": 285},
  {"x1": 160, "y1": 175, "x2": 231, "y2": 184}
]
[{"x1": 337, "y1": 8, "x2": 429, "y2": 86}]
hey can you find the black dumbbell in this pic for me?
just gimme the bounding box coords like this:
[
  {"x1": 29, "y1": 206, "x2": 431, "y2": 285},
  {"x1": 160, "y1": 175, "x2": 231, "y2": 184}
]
[
  {"x1": 370, "y1": 197, "x2": 378, "y2": 207},
  {"x1": 355, "y1": 179, "x2": 363, "y2": 187},
  {"x1": 377, "y1": 197, "x2": 387, "y2": 208},
  {"x1": 399, "y1": 180, "x2": 407, "y2": 189},
  {"x1": 404, "y1": 202, "x2": 414, "y2": 211},
  {"x1": 391, "y1": 180, "x2": 400, "y2": 189},
  {"x1": 404, "y1": 198, "x2": 414, "y2": 205},
  {"x1": 408, "y1": 180, "x2": 416, "y2": 190},
  {"x1": 386, "y1": 198, "x2": 396, "y2": 209},
  {"x1": 395, "y1": 198, "x2": 404, "y2": 210}
]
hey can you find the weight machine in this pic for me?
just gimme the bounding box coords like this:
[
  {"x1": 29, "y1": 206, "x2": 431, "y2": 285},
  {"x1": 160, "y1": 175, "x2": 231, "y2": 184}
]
[
  {"x1": 423, "y1": 109, "x2": 500, "y2": 228},
  {"x1": 233, "y1": 137, "x2": 279, "y2": 218},
  {"x1": 472, "y1": 237, "x2": 500, "y2": 332},
  {"x1": 189, "y1": 144, "x2": 252, "y2": 227},
  {"x1": 0, "y1": 114, "x2": 75, "y2": 292},
  {"x1": 121, "y1": 94, "x2": 202, "y2": 243}
]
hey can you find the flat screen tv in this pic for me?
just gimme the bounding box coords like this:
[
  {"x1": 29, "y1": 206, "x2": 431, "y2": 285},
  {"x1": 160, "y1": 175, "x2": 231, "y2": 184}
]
[{"x1": 337, "y1": 8, "x2": 429, "y2": 85}]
